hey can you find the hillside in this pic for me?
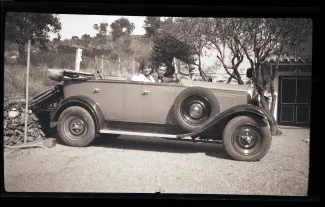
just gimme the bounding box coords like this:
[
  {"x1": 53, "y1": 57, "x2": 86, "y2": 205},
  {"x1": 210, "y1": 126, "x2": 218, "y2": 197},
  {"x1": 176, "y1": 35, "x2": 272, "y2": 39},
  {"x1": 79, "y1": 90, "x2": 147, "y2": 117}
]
[{"x1": 4, "y1": 34, "x2": 153, "y2": 101}]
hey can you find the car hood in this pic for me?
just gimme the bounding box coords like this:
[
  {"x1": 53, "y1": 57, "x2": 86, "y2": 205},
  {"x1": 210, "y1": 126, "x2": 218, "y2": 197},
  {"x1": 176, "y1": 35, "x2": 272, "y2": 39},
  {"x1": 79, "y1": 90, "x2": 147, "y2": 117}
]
[{"x1": 180, "y1": 79, "x2": 249, "y2": 92}]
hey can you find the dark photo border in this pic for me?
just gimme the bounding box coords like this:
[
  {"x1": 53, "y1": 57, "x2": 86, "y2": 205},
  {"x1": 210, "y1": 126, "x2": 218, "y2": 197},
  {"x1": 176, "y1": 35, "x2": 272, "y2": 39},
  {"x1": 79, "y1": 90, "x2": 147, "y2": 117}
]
[{"x1": 1, "y1": 1, "x2": 320, "y2": 204}]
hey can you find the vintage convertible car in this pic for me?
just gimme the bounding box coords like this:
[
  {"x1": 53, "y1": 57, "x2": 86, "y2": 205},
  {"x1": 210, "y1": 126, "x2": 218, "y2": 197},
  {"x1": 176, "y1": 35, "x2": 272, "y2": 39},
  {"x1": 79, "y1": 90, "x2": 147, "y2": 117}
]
[{"x1": 30, "y1": 66, "x2": 271, "y2": 162}]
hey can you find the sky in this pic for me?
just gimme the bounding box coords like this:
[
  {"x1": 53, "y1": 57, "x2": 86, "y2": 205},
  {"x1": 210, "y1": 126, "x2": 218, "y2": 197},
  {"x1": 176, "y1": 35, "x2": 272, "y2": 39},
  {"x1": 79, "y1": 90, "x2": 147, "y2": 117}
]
[{"x1": 50, "y1": 14, "x2": 147, "y2": 40}]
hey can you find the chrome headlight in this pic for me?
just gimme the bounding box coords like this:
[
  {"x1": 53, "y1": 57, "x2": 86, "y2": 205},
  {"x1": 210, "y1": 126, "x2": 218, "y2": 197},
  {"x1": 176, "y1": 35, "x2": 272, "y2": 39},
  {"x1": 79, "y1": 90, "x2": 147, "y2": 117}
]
[
  {"x1": 247, "y1": 87, "x2": 260, "y2": 106},
  {"x1": 247, "y1": 87, "x2": 254, "y2": 98},
  {"x1": 247, "y1": 87, "x2": 253, "y2": 103}
]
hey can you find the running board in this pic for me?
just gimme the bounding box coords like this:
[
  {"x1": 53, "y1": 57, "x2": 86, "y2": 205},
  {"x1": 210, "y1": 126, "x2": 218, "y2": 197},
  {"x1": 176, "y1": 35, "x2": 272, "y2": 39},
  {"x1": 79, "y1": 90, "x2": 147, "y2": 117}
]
[{"x1": 99, "y1": 129, "x2": 183, "y2": 139}]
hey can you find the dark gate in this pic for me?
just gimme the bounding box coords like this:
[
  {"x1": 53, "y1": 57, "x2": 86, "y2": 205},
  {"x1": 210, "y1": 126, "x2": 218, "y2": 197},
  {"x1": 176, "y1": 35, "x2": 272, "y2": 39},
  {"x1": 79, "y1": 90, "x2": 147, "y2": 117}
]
[{"x1": 277, "y1": 76, "x2": 311, "y2": 127}]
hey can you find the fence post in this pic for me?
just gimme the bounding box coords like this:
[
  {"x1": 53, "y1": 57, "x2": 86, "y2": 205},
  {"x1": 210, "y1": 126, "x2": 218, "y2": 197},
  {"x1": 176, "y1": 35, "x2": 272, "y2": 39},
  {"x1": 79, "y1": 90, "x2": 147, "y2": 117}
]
[
  {"x1": 24, "y1": 39, "x2": 31, "y2": 144},
  {"x1": 75, "y1": 48, "x2": 82, "y2": 72},
  {"x1": 118, "y1": 57, "x2": 121, "y2": 75},
  {"x1": 101, "y1": 55, "x2": 104, "y2": 76},
  {"x1": 132, "y1": 58, "x2": 135, "y2": 75}
]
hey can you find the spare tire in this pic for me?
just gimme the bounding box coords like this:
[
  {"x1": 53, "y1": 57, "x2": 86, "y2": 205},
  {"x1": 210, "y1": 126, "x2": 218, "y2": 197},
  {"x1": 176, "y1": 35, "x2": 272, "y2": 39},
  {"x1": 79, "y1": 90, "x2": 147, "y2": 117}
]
[{"x1": 173, "y1": 86, "x2": 220, "y2": 132}]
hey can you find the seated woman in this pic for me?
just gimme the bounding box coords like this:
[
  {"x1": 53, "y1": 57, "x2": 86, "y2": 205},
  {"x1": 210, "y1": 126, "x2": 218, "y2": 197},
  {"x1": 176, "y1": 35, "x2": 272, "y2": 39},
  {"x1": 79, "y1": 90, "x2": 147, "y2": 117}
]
[{"x1": 131, "y1": 61, "x2": 155, "y2": 83}]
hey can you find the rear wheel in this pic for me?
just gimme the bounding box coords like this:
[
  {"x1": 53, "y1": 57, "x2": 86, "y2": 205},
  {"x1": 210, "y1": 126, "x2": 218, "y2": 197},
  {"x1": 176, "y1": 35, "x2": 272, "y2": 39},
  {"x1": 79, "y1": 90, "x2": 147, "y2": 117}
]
[
  {"x1": 57, "y1": 106, "x2": 96, "y2": 147},
  {"x1": 222, "y1": 115, "x2": 271, "y2": 161}
]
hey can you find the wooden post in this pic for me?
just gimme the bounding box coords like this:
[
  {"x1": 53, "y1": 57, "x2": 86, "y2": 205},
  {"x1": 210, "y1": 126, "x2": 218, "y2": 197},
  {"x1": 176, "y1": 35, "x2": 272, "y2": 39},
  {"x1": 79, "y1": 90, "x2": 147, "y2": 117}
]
[
  {"x1": 118, "y1": 57, "x2": 121, "y2": 71},
  {"x1": 101, "y1": 55, "x2": 104, "y2": 76},
  {"x1": 24, "y1": 40, "x2": 31, "y2": 144},
  {"x1": 132, "y1": 58, "x2": 135, "y2": 75},
  {"x1": 75, "y1": 48, "x2": 82, "y2": 72},
  {"x1": 118, "y1": 57, "x2": 121, "y2": 77},
  {"x1": 75, "y1": 48, "x2": 79, "y2": 71}
]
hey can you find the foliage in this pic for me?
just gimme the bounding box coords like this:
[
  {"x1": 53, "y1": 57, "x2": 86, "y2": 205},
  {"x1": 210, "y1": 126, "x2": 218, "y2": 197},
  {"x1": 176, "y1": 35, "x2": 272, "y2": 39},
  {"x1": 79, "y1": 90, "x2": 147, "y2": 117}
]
[
  {"x1": 110, "y1": 17, "x2": 135, "y2": 41},
  {"x1": 143, "y1": 16, "x2": 162, "y2": 38},
  {"x1": 151, "y1": 32, "x2": 195, "y2": 76},
  {"x1": 160, "y1": 17, "x2": 210, "y2": 80},
  {"x1": 205, "y1": 18, "x2": 245, "y2": 84},
  {"x1": 5, "y1": 12, "x2": 61, "y2": 46}
]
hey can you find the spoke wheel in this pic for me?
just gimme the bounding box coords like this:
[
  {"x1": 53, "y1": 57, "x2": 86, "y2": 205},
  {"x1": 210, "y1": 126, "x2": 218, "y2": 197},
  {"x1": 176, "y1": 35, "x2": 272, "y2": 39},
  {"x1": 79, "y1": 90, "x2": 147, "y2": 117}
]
[
  {"x1": 232, "y1": 124, "x2": 262, "y2": 156},
  {"x1": 57, "y1": 106, "x2": 96, "y2": 147},
  {"x1": 222, "y1": 115, "x2": 272, "y2": 161},
  {"x1": 63, "y1": 114, "x2": 89, "y2": 141}
]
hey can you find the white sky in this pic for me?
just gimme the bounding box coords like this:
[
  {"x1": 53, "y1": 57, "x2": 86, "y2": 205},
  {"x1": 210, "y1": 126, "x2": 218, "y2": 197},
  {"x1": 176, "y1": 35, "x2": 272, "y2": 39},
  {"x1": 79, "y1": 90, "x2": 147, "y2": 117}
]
[
  {"x1": 50, "y1": 14, "x2": 147, "y2": 40},
  {"x1": 50, "y1": 14, "x2": 251, "y2": 69}
]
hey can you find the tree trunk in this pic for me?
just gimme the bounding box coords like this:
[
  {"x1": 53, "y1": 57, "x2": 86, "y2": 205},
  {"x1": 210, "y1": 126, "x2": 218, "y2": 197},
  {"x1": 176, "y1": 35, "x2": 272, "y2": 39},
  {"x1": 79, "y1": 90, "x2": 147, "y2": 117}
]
[
  {"x1": 226, "y1": 71, "x2": 244, "y2": 85},
  {"x1": 258, "y1": 89, "x2": 282, "y2": 136},
  {"x1": 269, "y1": 69, "x2": 282, "y2": 136},
  {"x1": 198, "y1": 55, "x2": 208, "y2": 81},
  {"x1": 237, "y1": 78, "x2": 244, "y2": 85},
  {"x1": 270, "y1": 81, "x2": 276, "y2": 117},
  {"x1": 233, "y1": 68, "x2": 244, "y2": 85},
  {"x1": 239, "y1": 44, "x2": 282, "y2": 136},
  {"x1": 226, "y1": 75, "x2": 232, "y2": 83}
]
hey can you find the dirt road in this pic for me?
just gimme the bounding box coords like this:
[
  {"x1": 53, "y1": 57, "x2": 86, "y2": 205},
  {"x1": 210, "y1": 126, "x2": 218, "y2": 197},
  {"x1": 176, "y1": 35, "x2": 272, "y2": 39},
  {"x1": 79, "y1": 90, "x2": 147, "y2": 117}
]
[{"x1": 4, "y1": 128, "x2": 310, "y2": 196}]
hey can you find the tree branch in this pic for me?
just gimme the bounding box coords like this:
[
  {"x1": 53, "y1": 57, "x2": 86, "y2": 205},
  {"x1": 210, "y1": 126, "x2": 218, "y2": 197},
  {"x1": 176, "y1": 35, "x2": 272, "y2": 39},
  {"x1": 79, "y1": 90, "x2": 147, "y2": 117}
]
[{"x1": 216, "y1": 55, "x2": 237, "y2": 80}]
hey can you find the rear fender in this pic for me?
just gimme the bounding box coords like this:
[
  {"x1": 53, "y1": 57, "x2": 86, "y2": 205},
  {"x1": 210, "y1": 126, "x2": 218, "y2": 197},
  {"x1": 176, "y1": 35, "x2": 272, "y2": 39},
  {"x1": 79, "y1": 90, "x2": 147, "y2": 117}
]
[
  {"x1": 49, "y1": 95, "x2": 106, "y2": 132},
  {"x1": 178, "y1": 104, "x2": 270, "y2": 138}
]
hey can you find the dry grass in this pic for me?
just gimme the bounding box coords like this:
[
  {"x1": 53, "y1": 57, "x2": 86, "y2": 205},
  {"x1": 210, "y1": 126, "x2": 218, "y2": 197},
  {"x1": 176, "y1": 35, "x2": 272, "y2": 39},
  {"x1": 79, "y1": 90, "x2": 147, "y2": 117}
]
[
  {"x1": 4, "y1": 64, "x2": 58, "y2": 101},
  {"x1": 4, "y1": 59, "x2": 139, "y2": 103}
]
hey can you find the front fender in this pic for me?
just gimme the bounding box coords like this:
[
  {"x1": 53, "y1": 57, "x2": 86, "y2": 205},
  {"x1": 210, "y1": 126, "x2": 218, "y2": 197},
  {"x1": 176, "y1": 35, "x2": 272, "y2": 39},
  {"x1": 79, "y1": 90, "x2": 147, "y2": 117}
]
[
  {"x1": 178, "y1": 104, "x2": 270, "y2": 138},
  {"x1": 49, "y1": 95, "x2": 106, "y2": 132}
]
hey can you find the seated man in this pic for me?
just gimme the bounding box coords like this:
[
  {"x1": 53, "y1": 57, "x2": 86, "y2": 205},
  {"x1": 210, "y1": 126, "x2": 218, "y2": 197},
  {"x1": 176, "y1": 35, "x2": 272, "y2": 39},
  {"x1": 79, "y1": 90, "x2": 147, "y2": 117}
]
[{"x1": 153, "y1": 63, "x2": 179, "y2": 83}]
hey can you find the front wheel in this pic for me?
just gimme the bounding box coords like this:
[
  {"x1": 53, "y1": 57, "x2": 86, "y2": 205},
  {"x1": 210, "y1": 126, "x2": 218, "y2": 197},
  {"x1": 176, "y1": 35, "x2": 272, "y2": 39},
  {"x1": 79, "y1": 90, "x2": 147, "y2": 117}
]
[
  {"x1": 222, "y1": 115, "x2": 272, "y2": 161},
  {"x1": 57, "y1": 106, "x2": 96, "y2": 147}
]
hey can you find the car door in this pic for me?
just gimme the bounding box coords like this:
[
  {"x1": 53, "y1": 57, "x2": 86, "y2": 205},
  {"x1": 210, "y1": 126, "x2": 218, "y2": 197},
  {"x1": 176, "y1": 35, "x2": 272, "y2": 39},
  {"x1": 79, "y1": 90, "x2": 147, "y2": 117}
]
[
  {"x1": 123, "y1": 81, "x2": 143, "y2": 123},
  {"x1": 138, "y1": 82, "x2": 177, "y2": 124},
  {"x1": 97, "y1": 80, "x2": 125, "y2": 121},
  {"x1": 123, "y1": 81, "x2": 178, "y2": 124}
]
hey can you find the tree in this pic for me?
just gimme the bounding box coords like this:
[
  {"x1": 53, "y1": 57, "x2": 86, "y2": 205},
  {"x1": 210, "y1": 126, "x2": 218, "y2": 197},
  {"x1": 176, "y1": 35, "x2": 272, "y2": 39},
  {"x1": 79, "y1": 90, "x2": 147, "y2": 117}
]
[
  {"x1": 93, "y1": 22, "x2": 109, "y2": 36},
  {"x1": 151, "y1": 32, "x2": 196, "y2": 76},
  {"x1": 110, "y1": 18, "x2": 135, "y2": 41},
  {"x1": 5, "y1": 12, "x2": 61, "y2": 54},
  {"x1": 81, "y1": 34, "x2": 92, "y2": 47},
  {"x1": 205, "y1": 18, "x2": 245, "y2": 84},
  {"x1": 232, "y1": 18, "x2": 312, "y2": 135},
  {"x1": 143, "y1": 16, "x2": 162, "y2": 38},
  {"x1": 93, "y1": 22, "x2": 109, "y2": 44},
  {"x1": 71, "y1": 36, "x2": 80, "y2": 45},
  {"x1": 161, "y1": 17, "x2": 210, "y2": 81}
]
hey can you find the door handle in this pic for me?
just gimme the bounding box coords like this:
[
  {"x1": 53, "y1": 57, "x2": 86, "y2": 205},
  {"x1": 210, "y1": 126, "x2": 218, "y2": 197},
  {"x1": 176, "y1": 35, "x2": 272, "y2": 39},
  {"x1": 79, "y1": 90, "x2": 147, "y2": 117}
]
[
  {"x1": 142, "y1": 89, "x2": 150, "y2": 95},
  {"x1": 93, "y1": 88, "x2": 100, "y2": 93}
]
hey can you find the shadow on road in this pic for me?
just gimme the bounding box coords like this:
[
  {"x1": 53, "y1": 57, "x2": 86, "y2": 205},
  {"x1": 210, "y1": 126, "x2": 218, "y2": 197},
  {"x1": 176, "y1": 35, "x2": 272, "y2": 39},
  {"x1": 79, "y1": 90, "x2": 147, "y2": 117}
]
[{"x1": 90, "y1": 135, "x2": 230, "y2": 160}]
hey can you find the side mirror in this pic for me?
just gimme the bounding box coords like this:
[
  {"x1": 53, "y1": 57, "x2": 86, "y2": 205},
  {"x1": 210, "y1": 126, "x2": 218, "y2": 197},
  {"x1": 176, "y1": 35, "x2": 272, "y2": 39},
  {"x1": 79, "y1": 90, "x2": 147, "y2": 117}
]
[{"x1": 246, "y1": 68, "x2": 253, "y2": 79}]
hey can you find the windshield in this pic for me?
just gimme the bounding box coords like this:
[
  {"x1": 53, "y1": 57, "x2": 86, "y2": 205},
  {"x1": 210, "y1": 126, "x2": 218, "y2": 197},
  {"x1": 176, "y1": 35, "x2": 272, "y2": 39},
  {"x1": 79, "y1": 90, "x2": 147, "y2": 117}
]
[{"x1": 174, "y1": 58, "x2": 190, "y2": 77}]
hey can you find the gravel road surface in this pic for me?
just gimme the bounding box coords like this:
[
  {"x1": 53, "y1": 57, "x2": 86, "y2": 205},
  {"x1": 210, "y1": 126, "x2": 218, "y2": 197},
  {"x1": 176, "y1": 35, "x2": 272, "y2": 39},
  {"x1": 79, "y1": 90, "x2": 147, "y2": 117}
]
[{"x1": 4, "y1": 128, "x2": 310, "y2": 196}]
